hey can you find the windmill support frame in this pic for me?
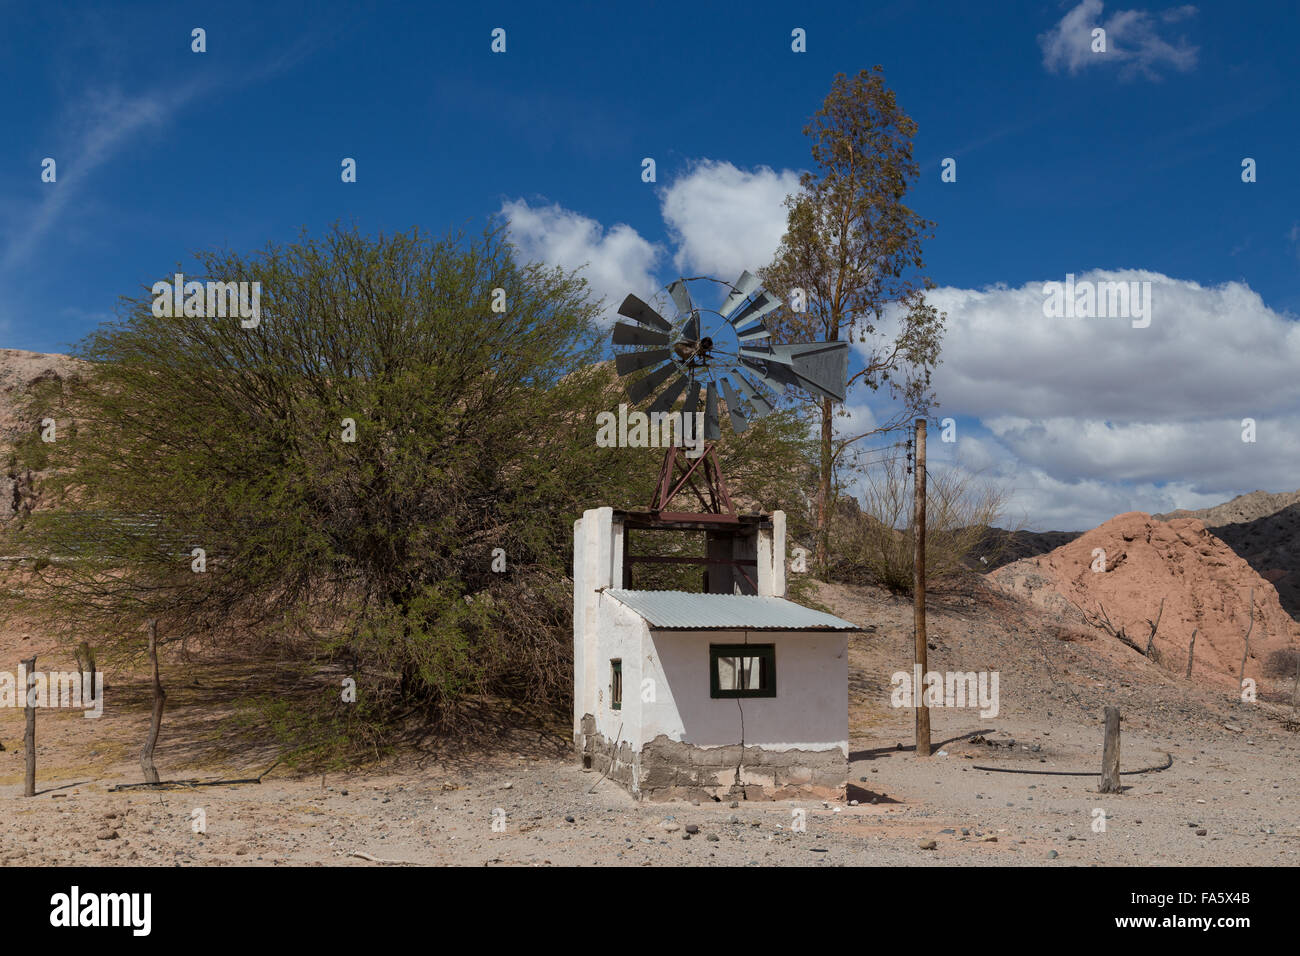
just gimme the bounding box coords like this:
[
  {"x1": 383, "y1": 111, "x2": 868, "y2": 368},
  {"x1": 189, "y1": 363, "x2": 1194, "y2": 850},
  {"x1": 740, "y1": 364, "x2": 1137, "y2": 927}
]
[{"x1": 649, "y1": 442, "x2": 737, "y2": 521}]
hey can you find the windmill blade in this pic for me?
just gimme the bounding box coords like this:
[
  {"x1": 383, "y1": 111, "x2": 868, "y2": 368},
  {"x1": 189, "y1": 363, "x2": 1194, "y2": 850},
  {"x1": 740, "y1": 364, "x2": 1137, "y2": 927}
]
[
  {"x1": 739, "y1": 341, "x2": 849, "y2": 403},
  {"x1": 613, "y1": 322, "x2": 670, "y2": 347},
  {"x1": 669, "y1": 278, "x2": 700, "y2": 340},
  {"x1": 618, "y1": 294, "x2": 673, "y2": 332},
  {"x1": 718, "y1": 271, "x2": 761, "y2": 322},
  {"x1": 683, "y1": 309, "x2": 700, "y2": 342},
  {"x1": 736, "y1": 320, "x2": 771, "y2": 343},
  {"x1": 733, "y1": 372, "x2": 775, "y2": 417},
  {"x1": 682, "y1": 379, "x2": 701, "y2": 417},
  {"x1": 628, "y1": 361, "x2": 679, "y2": 404},
  {"x1": 704, "y1": 381, "x2": 721, "y2": 441},
  {"x1": 730, "y1": 289, "x2": 782, "y2": 328},
  {"x1": 648, "y1": 373, "x2": 689, "y2": 416},
  {"x1": 616, "y1": 348, "x2": 671, "y2": 376},
  {"x1": 719, "y1": 377, "x2": 749, "y2": 434},
  {"x1": 667, "y1": 278, "x2": 693, "y2": 317},
  {"x1": 738, "y1": 357, "x2": 790, "y2": 397}
]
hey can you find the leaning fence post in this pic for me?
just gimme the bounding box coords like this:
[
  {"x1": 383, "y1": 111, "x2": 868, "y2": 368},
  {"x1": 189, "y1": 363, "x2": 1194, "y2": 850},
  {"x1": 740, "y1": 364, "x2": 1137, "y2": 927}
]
[{"x1": 1099, "y1": 706, "x2": 1121, "y2": 794}]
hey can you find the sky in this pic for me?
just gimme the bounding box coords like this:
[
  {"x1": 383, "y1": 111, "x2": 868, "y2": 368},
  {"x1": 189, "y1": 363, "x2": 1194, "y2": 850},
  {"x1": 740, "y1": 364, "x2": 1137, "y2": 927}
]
[{"x1": 2, "y1": 0, "x2": 1298, "y2": 530}]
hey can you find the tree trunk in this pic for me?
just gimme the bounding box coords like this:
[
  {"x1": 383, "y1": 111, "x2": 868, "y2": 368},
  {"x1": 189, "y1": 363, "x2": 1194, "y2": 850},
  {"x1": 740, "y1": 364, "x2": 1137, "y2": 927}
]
[
  {"x1": 140, "y1": 620, "x2": 166, "y2": 784},
  {"x1": 75, "y1": 642, "x2": 97, "y2": 702},
  {"x1": 22, "y1": 655, "x2": 36, "y2": 797},
  {"x1": 815, "y1": 396, "x2": 833, "y2": 575}
]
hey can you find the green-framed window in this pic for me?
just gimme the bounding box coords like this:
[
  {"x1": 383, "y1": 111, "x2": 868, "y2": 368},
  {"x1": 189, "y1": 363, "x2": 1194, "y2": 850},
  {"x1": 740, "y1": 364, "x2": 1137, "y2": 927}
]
[
  {"x1": 610, "y1": 659, "x2": 622, "y2": 710},
  {"x1": 709, "y1": 644, "x2": 776, "y2": 699}
]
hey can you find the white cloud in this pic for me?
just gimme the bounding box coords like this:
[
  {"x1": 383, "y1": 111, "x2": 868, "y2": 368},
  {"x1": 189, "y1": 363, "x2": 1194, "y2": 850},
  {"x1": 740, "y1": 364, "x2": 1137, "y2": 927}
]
[
  {"x1": 499, "y1": 199, "x2": 663, "y2": 321},
  {"x1": 1039, "y1": 0, "x2": 1198, "y2": 80},
  {"x1": 871, "y1": 270, "x2": 1300, "y2": 529},
  {"x1": 659, "y1": 160, "x2": 802, "y2": 281},
  {"x1": 920, "y1": 270, "x2": 1300, "y2": 422}
]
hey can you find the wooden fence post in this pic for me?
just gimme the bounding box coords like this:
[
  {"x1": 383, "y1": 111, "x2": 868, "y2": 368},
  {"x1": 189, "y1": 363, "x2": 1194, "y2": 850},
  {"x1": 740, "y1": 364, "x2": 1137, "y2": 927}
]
[
  {"x1": 1237, "y1": 588, "x2": 1254, "y2": 704},
  {"x1": 22, "y1": 655, "x2": 36, "y2": 797},
  {"x1": 1099, "y1": 706, "x2": 1122, "y2": 794},
  {"x1": 1185, "y1": 629, "x2": 1197, "y2": 678},
  {"x1": 140, "y1": 620, "x2": 165, "y2": 784}
]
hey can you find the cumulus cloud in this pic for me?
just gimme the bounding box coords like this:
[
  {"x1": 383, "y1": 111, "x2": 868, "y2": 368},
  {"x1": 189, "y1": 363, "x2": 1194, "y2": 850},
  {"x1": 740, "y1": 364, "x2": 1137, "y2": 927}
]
[
  {"x1": 659, "y1": 160, "x2": 802, "y2": 281},
  {"x1": 500, "y1": 158, "x2": 801, "y2": 318},
  {"x1": 875, "y1": 270, "x2": 1300, "y2": 529},
  {"x1": 499, "y1": 199, "x2": 663, "y2": 321},
  {"x1": 1039, "y1": 0, "x2": 1198, "y2": 80},
  {"x1": 921, "y1": 270, "x2": 1300, "y2": 422}
]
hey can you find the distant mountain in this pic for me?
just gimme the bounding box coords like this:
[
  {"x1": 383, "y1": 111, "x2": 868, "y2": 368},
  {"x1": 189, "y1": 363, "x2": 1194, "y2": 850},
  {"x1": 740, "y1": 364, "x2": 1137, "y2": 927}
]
[{"x1": 966, "y1": 527, "x2": 1083, "y2": 571}]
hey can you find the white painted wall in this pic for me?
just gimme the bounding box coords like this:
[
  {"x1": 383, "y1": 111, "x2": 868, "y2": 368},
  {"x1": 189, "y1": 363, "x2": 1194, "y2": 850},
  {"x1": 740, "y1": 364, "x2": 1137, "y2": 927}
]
[
  {"x1": 640, "y1": 628, "x2": 848, "y2": 754},
  {"x1": 589, "y1": 597, "x2": 649, "y2": 748}
]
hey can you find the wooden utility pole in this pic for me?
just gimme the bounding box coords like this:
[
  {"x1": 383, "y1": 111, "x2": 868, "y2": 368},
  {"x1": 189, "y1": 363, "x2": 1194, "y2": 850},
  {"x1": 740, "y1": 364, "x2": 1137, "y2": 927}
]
[
  {"x1": 22, "y1": 655, "x2": 36, "y2": 797},
  {"x1": 1099, "y1": 706, "x2": 1122, "y2": 793},
  {"x1": 913, "y1": 418, "x2": 930, "y2": 757}
]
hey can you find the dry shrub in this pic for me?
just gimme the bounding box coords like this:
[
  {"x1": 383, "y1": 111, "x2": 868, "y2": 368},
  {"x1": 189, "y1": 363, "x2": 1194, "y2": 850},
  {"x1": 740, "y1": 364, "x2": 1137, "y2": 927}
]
[{"x1": 830, "y1": 456, "x2": 1013, "y2": 592}]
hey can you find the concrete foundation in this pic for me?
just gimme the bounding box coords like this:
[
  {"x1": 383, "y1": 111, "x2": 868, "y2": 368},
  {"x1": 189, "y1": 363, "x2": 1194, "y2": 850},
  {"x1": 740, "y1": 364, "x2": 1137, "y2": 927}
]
[{"x1": 578, "y1": 717, "x2": 847, "y2": 802}]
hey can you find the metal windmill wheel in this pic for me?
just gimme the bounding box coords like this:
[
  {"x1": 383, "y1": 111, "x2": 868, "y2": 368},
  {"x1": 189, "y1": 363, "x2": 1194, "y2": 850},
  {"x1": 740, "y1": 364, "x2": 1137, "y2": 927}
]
[{"x1": 612, "y1": 271, "x2": 850, "y2": 439}]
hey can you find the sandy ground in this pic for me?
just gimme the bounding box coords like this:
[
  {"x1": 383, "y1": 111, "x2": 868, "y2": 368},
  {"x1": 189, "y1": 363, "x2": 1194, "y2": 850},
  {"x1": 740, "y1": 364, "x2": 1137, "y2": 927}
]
[{"x1": 3, "y1": 575, "x2": 1298, "y2": 867}]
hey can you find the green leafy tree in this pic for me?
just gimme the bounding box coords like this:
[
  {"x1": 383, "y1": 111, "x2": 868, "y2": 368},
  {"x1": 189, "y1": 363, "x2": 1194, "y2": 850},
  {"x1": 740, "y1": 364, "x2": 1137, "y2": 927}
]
[
  {"x1": 762, "y1": 66, "x2": 945, "y2": 574},
  {"x1": 3, "y1": 223, "x2": 816, "y2": 751}
]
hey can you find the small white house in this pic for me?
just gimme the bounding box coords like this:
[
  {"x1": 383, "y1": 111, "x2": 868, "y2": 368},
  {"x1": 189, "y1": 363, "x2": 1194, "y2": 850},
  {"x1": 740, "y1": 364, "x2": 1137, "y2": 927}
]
[{"x1": 573, "y1": 506, "x2": 858, "y2": 801}]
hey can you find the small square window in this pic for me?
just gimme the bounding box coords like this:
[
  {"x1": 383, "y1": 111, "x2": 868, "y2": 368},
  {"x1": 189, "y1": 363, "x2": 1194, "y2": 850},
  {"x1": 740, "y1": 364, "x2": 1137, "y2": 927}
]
[
  {"x1": 610, "y1": 659, "x2": 622, "y2": 711},
  {"x1": 710, "y1": 644, "x2": 775, "y2": 698}
]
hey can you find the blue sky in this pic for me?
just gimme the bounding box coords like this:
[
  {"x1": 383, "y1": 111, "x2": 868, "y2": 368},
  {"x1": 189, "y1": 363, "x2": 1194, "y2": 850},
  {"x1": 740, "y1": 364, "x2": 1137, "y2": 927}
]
[{"x1": 3, "y1": 0, "x2": 1299, "y2": 529}]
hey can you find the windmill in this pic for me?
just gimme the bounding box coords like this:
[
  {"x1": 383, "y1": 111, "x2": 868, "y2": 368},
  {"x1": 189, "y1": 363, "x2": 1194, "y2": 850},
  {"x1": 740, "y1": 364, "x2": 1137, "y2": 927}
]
[{"x1": 613, "y1": 271, "x2": 849, "y2": 520}]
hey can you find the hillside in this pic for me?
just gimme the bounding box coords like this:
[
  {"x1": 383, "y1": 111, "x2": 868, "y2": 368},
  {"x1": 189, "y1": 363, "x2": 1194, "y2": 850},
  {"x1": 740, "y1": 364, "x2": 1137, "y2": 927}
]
[
  {"x1": 1156, "y1": 491, "x2": 1300, "y2": 622},
  {"x1": 990, "y1": 512, "x2": 1300, "y2": 687}
]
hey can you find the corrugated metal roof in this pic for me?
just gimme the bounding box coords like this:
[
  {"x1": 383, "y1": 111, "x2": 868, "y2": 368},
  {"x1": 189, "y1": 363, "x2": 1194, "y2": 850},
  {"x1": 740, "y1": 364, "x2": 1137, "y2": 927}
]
[{"x1": 605, "y1": 589, "x2": 859, "y2": 631}]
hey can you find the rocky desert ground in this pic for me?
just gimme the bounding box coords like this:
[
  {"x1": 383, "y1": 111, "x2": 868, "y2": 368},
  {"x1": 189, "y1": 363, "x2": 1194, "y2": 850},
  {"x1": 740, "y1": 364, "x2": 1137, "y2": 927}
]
[
  {"x1": 1, "y1": 571, "x2": 1296, "y2": 867},
  {"x1": 0, "y1": 350, "x2": 1297, "y2": 867}
]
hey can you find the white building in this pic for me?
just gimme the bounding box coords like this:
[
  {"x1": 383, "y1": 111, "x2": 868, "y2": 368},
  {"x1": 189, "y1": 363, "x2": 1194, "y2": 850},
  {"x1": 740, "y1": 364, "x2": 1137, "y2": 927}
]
[{"x1": 573, "y1": 506, "x2": 858, "y2": 801}]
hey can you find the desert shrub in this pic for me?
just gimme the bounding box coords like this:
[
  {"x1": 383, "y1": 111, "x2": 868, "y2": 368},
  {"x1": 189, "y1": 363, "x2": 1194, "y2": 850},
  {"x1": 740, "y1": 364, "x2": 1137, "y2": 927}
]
[
  {"x1": 1, "y1": 222, "x2": 815, "y2": 740},
  {"x1": 1265, "y1": 647, "x2": 1300, "y2": 678},
  {"x1": 829, "y1": 456, "x2": 1012, "y2": 593}
]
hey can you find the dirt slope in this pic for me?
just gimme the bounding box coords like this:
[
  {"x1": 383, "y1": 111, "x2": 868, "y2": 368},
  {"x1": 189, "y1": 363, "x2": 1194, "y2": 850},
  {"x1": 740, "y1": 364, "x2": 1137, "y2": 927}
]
[{"x1": 990, "y1": 512, "x2": 1300, "y2": 687}]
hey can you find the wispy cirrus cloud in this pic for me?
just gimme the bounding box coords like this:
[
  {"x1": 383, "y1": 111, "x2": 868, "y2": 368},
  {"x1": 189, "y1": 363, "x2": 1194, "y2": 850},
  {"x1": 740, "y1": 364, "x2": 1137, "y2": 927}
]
[
  {"x1": 0, "y1": 30, "x2": 325, "y2": 278},
  {"x1": 0, "y1": 84, "x2": 203, "y2": 276}
]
